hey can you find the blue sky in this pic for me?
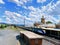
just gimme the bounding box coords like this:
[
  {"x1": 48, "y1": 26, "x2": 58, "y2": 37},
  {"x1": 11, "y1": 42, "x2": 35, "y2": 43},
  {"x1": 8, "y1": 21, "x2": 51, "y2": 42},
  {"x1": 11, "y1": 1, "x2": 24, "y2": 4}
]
[{"x1": 0, "y1": 0, "x2": 60, "y2": 26}]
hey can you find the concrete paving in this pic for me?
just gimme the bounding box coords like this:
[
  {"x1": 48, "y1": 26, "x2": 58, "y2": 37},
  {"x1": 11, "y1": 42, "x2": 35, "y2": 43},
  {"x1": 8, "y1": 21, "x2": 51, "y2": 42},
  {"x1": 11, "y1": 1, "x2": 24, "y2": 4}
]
[
  {"x1": 0, "y1": 30, "x2": 20, "y2": 45},
  {"x1": 0, "y1": 28, "x2": 60, "y2": 45}
]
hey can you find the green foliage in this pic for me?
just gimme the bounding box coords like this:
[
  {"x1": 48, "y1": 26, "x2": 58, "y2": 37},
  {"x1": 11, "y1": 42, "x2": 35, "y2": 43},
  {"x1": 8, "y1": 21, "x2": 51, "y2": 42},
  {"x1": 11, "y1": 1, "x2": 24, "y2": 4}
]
[
  {"x1": 0, "y1": 24, "x2": 8, "y2": 29},
  {"x1": 46, "y1": 21, "x2": 53, "y2": 24}
]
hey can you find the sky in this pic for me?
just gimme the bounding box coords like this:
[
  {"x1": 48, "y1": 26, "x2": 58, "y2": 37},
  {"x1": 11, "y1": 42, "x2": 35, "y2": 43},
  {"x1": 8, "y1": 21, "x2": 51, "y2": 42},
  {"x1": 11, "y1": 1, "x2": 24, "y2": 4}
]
[{"x1": 0, "y1": 0, "x2": 60, "y2": 26}]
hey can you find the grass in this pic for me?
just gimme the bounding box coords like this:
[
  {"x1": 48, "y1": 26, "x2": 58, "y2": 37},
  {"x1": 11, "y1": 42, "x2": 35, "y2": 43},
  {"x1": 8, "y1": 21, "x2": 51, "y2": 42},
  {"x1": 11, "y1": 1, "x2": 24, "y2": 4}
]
[{"x1": 0, "y1": 26, "x2": 26, "y2": 32}]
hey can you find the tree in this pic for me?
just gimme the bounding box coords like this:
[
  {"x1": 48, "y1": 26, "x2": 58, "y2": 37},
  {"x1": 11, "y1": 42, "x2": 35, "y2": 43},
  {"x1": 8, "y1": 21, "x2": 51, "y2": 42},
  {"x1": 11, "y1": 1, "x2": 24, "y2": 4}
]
[
  {"x1": 1, "y1": 24, "x2": 5, "y2": 28},
  {"x1": 46, "y1": 21, "x2": 52, "y2": 24},
  {"x1": 0, "y1": 24, "x2": 8, "y2": 29}
]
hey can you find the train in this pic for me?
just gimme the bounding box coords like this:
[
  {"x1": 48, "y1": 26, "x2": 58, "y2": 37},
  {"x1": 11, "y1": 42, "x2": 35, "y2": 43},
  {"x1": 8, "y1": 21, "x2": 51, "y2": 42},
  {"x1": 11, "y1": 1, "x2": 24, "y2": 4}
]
[{"x1": 20, "y1": 27, "x2": 60, "y2": 40}]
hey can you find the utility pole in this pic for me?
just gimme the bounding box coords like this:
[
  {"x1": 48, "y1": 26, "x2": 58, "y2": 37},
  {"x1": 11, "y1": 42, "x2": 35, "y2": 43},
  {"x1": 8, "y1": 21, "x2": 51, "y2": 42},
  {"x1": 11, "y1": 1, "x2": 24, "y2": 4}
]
[{"x1": 24, "y1": 17, "x2": 25, "y2": 27}]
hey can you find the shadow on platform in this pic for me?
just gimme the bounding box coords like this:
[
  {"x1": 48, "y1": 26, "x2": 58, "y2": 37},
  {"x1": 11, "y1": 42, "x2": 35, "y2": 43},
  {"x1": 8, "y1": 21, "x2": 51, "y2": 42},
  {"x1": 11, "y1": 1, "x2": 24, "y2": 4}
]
[{"x1": 16, "y1": 35, "x2": 26, "y2": 45}]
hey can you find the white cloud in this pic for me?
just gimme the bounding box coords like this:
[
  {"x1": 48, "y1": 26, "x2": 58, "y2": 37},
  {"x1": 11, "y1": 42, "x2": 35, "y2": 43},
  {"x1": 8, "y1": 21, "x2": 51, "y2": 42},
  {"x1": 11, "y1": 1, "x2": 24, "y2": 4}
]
[
  {"x1": 5, "y1": 17, "x2": 12, "y2": 24},
  {"x1": 27, "y1": 5, "x2": 59, "y2": 23},
  {"x1": 12, "y1": 0, "x2": 59, "y2": 24},
  {"x1": 0, "y1": 18, "x2": 2, "y2": 22},
  {"x1": 23, "y1": 0, "x2": 60, "y2": 23},
  {"x1": 37, "y1": 0, "x2": 46, "y2": 3},
  {"x1": 6, "y1": 17, "x2": 11, "y2": 21},
  {"x1": 2, "y1": 0, "x2": 60, "y2": 25},
  {"x1": 9, "y1": 0, "x2": 32, "y2": 6},
  {"x1": 4, "y1": 11, "x2": 33, "y2": 25},
  {"x1": 40, "y1": 0, "x2": 60, "y2": 16},
  {"x1": 22, "y1": 6, "x2": 27, "y2": 9},
  {"x1": 57, "y1": 15, "x2": 60, "y2": 20},
  {"x1": 28, "y1": 6, "x2": 36, "y2": 11},
  {"x1": 0, "y1": 0, "x2": 5, "y2": 4},
  {"x1": 5, "y1": 11, "x2": 23, "y2": 24},
  {"x1": 49, "y1": 0, "x2": 60, "y2": 15}
]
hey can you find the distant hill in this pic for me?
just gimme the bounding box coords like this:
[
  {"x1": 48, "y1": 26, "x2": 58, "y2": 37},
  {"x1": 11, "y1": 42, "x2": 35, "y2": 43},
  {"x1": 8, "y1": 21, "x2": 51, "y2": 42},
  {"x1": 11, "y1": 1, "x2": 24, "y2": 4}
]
[
  {"x1": 0, "y1": 22, "x2": 25, "y2": 27},
  {"x1": 0, "y1": 22, "x2": 7, "y2": 24}
]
